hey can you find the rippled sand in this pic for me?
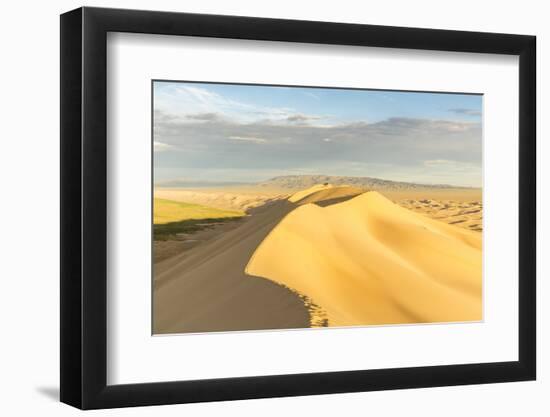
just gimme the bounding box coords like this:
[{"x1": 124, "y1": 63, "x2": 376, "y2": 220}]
[{"x1": 396, "y1": 199, "x2": 482, "y2": 232}]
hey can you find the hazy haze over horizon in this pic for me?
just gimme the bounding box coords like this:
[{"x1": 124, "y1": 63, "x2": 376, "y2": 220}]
[{"x1": 153, "y1": 81, "x2": 483, "y2": 187}]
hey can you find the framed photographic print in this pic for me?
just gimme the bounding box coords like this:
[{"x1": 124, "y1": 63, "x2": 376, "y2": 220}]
[{"x1": 60, "y1": 6, "x2": 536, "y2": 409}]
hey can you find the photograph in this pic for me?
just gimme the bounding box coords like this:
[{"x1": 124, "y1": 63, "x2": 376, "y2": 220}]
[
  {"x1": 52, "y1": 4, "x2": 538, "y2": 412},
  {"x1": 152, "y1": 81, "x2": 483, "y2": 335}
]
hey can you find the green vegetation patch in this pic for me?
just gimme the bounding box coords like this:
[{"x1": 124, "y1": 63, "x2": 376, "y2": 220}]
[
  {"x1": 154, "y1": 198, "x2": 244, "y2": 224},
  {"x1": 154, "y1": 217, "x2": 243, "y2": 241},
  {"x1": 153, "y1": 198, "x2": 245, "y2": 241}
]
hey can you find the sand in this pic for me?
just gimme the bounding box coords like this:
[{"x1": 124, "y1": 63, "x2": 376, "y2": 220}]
[
  {"x1": 153, "y1": 186, "x2": 365, "y2": 333},
  {"x1": 153, "y1": 218, "x2": 246, "y2": 263},
  {"x1": 396, "y1": 198, "x2": 482, "y2": 232},
  {"x1": 380, "y1": 188, "x2": 481, "y2": 202},
  {"x1": 288, "y1": 183, "x2": 333, "y2": 202},
  {"x1": 153, "y1": 199, "x2": 310, "y2": 334},
  {"x1": 246, "y1": 189, "x2": 482, "y2": 327},
  {"x1": 154, "y1": 188, "x2": 285, "y2": 212},
  {"x1": 289, "y1": 184, "x2": 364, "y2": 206},
  {"x1": 154, "y1": 184, "x2": 482, "y2": 334}
]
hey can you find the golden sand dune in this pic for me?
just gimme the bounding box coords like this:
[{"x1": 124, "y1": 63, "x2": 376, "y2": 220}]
[
  {"x1": 397, "y1": 198, "x2": 482, "y2": 232},
  {"x1": 153, "y1": 185, "x2": 364, "y2": 334},
  {"x1": 288, "y1": 183, "x2": 333, "y2": 202},
  {"x1": 246, "y1": 191, "x2": 482, "y2": 327},
  {"x1": 153, "y1": 199, "x2": 310, "y2": 334},
  {"x1": 291, "y1": 185, "x2": 364, "y2": 206}
]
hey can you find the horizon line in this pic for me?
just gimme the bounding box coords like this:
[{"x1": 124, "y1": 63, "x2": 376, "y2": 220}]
[{"x1": 153, "y1": 174, "x2": 481, "y2": 189}]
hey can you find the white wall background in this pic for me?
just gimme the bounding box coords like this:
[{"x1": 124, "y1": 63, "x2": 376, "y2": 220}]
[{"x1": 0, "y1": 0, "x2": 545, "y2": 415}]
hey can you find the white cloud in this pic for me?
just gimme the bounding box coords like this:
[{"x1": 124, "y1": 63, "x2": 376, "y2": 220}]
[
  {"x1": 155, "y1": 84, "x2": 330, "y2": 126},
  {"x1": 153, "y1": 141, "x2": 173, "y2": 152},
  {"x1": 228, "y1": 136, "x2": 268, "y2": 144},
  {"x1": 304, "y1": 91, "x2": 320, "y2": 100},
  {"x1": 423, "y1": 159, "x2": 456, "y2": 167},
  {"x1": 286, "y1": 114, "x2": 322, "y2": 124},
  {"x1": 176, "y1": 86, "x2": 220, "y2": 104},
  {"x1": 423, "y1": 159, "x2": 477, "y2": 171},
  {"x1": 449, "y1": 108, "x2": 482, "y2": 117},
  {"x1": 156, "y1": 84, "x2": 292, "y2": 124},
  {"x1": 154, "y1": 108, "x2": 482, "y2": 186}
]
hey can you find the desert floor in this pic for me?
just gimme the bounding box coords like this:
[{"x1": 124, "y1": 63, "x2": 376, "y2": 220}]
[{"x1": 153, "y1": 185, "x2": 482, "y2": 334}]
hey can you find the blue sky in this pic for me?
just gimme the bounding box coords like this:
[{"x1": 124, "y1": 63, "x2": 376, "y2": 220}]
[{"x1": 153, "y1": 81, "x2": 482, "y2": 186}]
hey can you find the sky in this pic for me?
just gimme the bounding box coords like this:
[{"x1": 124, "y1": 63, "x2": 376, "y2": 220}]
[{"x1": 153, "y1": 81, "x2": 482, "y2": 187}]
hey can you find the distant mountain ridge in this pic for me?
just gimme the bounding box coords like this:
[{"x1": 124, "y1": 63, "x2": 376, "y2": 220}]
[
  {"x1": 156, "y1": 175, "x2": 476, "y2": 190},
  {"x1": 257, "y1": 175, "x2": 473, "y2": 190}
]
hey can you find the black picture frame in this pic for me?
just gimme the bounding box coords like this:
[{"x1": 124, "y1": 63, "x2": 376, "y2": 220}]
[{"x1": 60, "y1": 6, "x2": 536, "y2": 410}]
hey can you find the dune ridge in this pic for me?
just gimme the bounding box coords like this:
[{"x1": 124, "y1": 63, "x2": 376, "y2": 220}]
[
  {"x1": 288, "y1": 183, "x2": 333, "y2": 202},
  {"x1": 289, "y1": 185, "x2": 365, "y2": 206},
  {"x1": 245, "y1": 190, "x2": 482, "y2": 327}
]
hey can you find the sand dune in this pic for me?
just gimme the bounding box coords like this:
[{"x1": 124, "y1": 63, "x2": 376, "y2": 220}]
[
  {"x1": 246, "y1": 190, "x2": 482, "y2": 326},
  {"x1": 153, "y1": 185, "x2": 365, "y2": 333},
  {"x1": 288, "y1": 183, "x2": 333, "y2": 202},
  {"x1": 154, "y1": 185, "x2": 482, "y2": 334},
  {"x1": 289, "y1": 185, "x2": 364, "y2": 205},
  {"x1": 153, "y1": 199, "x2": 310, "y2": 334},
  {"x1": 381, "y1": 188, "x2": 481, "y2": 202},
  {"x1": 397, "y1": 198, "x2": 482, "y2": 232}
]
